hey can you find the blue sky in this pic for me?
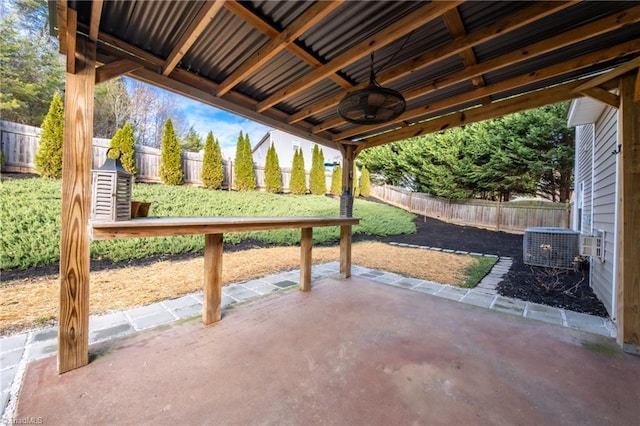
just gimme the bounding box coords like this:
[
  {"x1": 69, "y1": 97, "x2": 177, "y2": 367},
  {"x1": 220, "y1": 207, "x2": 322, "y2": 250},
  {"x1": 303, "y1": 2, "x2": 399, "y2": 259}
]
[{"x1": 176, "y1": 96, "x2": 272, "y2": 159}]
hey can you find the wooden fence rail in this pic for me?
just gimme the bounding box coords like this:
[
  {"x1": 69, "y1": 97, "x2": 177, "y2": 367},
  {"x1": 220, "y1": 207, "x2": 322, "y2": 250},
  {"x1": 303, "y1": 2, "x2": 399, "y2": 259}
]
[
  {"x1": 0, "y1": 120, "x2": 331, "y2": 191},
  {"x1": 371, "y1": 184, "x2": 571, "y2": 233}
]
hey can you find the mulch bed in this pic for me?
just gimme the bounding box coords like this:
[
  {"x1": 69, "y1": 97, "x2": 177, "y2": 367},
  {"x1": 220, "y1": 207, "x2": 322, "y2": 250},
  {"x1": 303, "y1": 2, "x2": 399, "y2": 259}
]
[{"x1": 356, "y1": 214, "x2": 608, "y2": 318}]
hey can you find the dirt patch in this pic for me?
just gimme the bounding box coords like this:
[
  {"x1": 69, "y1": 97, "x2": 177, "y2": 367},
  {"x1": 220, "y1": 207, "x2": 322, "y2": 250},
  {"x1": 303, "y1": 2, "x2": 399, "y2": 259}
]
[{"x1": 0, "y1": 242, "x2": 477, "y2": 335}]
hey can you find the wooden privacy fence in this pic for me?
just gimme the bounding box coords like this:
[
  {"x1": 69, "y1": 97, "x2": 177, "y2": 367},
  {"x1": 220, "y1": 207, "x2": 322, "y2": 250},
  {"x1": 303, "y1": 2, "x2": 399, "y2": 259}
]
[
  {"x1": 0, "y1": 120, "x2": 332, "y2": 191},
  {"x1": 371, "y1": 184, "x2": 571, "y2": 233}
]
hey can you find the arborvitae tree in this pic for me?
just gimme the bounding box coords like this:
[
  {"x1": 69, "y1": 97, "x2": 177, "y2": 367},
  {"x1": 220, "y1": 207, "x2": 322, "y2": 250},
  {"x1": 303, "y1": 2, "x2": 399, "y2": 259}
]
[
  {"x1": 289, "y1": 148, "x2": 307, "y2": 195},
  {"x1": 233, "y1": 131, "x2": 256, "y2": 190},
  {"x1": 201, "y1": 131, "x2": 224, "y2": 189},
  {"x1": 360, "y1": 165, "x2": 371, "y2": 197},
  {"x1": 353, "y1": 167, "x2": 360, "y2": 197},
  {"x1": 181, "y1": 126, "x2": 203, "y2": 152},
  {"x1": 330, "y1": 165, "x2": 342, "y2": 196},
  {"x1": 34, "y1": 92, "x2": 64, "y2": 178},
  {"x1": 264, "y1": 143, "x2": 282, "y2": 193},
  {"x1": 159, "y1": 118, "x2": 184, "y2": 185},
  {"x1": 108, "y1": 122, "x2": 137, "y2": 177},
  {"x1": 309, "y1": 144, "x2": 326, "y2": 195}
]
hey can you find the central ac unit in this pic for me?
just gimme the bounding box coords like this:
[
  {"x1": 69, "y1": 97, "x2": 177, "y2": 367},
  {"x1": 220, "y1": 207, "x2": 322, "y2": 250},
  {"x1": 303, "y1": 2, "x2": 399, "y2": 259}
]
[{"x1": 523, "y1": 227, "x2": 580, "y2": 269}]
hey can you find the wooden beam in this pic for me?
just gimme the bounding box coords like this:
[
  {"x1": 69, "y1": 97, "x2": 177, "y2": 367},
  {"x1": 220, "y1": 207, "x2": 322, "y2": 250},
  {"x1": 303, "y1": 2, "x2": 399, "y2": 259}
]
[
  {"x1": 95, "y1": 59, "x2": 143, "y2": 84},
  {"x1": 441, "y1": 8, "x2": 487, "y2": 94},
  {"x1": 256, "y1": 1, "x2": 462, "y2": 112},
  {"x1": 88, "y1": 0, "x2": 103, "y2": 42},
  {"x1": 287, "y1": 1, "x2": 576, "y2": 124},
  {"x1": 162, "y1": 0, "x2": 225, "y2": 76},
  {"x1": 56, "y1": 0, "x2": 67, "y2": 54},
  {"x1": 217, "y1": 1, "x2": 342, "y2": 97},
  {"x1": 224, "y1": 0, "x2": 352, "y2": 90},
  {"x1": 300, "y1": 228, "x2": 313, "y2": 291},
  {"x1": 635, "y1": 68, "x2": 640, "y2": 102},
  {"x1": 203, "y1": 233, "x2": 223, "y2": 324},
  {"x1": 65, "y1": 8, "x2": 77, "y2": 74},
  {"x1": 357, "y1": 80, "x2": 583, "y2": 152},
  {"x1": 573, "y1": 56, "x2": 640, "y2": 93},
  {"x1": 340, "y1": 144, "x2": 356, "y2": 215},
  {"x1": 340, "y1": 225, "x2": 352, "y2": 278},
  {"x1": 580, "y1": 87, "x2": 620, "y2": 109},
  {"x1": 58, "y1": 36, "x2": 96, "y2": 374},
  {"x1": 333, "y1": 39, "x2": 640, "y2": 140},
  {"x1": 617, "y1": 74, "x2": 640, "y2": 354},
  {"x1": 129, "y1": 67, "x2": 340, "y2": 151}
]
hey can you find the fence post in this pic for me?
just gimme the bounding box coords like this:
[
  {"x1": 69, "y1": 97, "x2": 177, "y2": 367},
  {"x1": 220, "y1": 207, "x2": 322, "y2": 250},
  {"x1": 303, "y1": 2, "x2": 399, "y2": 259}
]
[{"x1": 496, "y1": 199, "x2": 501, "y2": 231}]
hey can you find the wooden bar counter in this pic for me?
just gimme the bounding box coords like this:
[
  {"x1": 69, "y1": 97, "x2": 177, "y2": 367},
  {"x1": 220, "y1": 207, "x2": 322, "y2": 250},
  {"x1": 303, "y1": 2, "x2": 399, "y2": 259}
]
[{"x1": 91, "y1": 216, "x2": 359, "y2": 324}]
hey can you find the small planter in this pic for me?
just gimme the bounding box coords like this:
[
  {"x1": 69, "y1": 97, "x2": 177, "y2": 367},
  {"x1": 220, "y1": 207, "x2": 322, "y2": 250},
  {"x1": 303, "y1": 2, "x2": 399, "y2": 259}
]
[
  {"x1": 137, "y1": 202, "x2": 152, "y2": 217},
  {"x1": 130, "y1": 201, "x2": 141, "y2": 219}
]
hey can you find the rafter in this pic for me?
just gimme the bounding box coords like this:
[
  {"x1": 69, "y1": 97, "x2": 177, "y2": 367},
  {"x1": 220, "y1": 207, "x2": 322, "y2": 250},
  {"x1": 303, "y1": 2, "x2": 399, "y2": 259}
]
[
  {"x1": 314, "y1": 7, "x2": 640, "y2": 135},
  {"x1": 573, "y1": 56, "x2": 640, "y2": 92},
  {"x1": 256, "y1": 1, "x2": 463, "y2": 113},
  {"x1": 224, "y1": 0, "x2": 352, "y2": 90},
  {"x1": 216, "y1": 1, "x2": 342, "y2": 97},
  {"x1": 162, "y1": 0, "x2": 225, "y2": 76},
  {"x1": 88, "y1": 0, "x2": 103, "y2": 42},
  {"x1": 580, "y1": 87, "x2": 620, "y2": 108},
  {"x1": 355, "y1": 80, "x2": 584, "y2": 153},
  {"x1": 95, "y1": 59, "x2": 143, "y2": 84},
  {"x1": 441, "y1": 8, "x2": 487, "y2": 97},
  {"x1": 287, "y1": 1, "x2": 576, "y2": 124},
  {"x1": 333, "y1": 39, "x2": 640, "y2": 140}
]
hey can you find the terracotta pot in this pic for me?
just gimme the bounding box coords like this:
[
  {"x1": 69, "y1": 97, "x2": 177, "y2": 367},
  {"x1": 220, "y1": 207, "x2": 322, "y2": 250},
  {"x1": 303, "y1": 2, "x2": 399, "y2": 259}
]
[
  {"x1": 130, "y1": 201, "x2": 141, "y2": 219},
  {"x1": 137, "y1": 202, "x2": 152, "y2": 217}
]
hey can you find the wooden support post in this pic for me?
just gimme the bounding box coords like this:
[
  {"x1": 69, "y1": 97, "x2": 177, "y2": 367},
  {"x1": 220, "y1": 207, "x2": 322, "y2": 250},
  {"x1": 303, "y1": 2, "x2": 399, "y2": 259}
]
[
  {"x1": 340, "y1": 144, "x2": 355, "y2": 217},
  {"x1": 300, "y1": 228, "x2": 313, "y2": 291},
  {"x1": 340, "y1": 225, "x2": 352, "y2": 278},
  {"x1": 203, "y1": 233, "x2": 224, "y2": 324},
  {"x1": 58, "y1": 35, "x2": 96, "y2": 374},
  {"x1": 617, "y1": 74, "x2": 640, "y2": 354}
]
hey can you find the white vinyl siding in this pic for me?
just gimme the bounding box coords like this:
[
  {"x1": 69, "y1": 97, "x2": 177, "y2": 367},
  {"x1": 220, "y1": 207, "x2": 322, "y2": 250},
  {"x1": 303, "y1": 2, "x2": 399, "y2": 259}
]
[
  {"x1": 590, "y1": 107, "x2": 618, "y2": 316},
  {"x1": 575, "y1": 124, "x2": 593, "y2": 234}
]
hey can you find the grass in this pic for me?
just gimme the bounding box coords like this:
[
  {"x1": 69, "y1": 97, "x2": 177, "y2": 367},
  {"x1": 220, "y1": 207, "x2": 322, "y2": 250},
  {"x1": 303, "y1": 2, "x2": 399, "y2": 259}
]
[
  {"x1": 462, "y1": 256, "x2": 499, "y2": 288},
  {"x1": 0, "y1": 241, "x2": 492, "y2": 333},
  {"x1": 0, "y1": 177, "x2": 416, "y2": 270}
]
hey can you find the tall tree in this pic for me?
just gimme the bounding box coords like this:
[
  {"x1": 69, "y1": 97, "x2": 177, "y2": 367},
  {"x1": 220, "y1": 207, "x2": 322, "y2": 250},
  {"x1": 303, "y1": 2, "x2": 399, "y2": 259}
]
[
  {"x1": 108, "y1": 122, "x2": 137, "y2": 177},
  {"x1": 201, "y1": 131, "x2": 224, "y2": 189},
  {"x1": 94, "y1": 77, "x2": 131, "y2": 138},
  {"x1": 309, "y1": 144, "x2": 326, "y2": 195},
  {"x1": 159, "y1": 118, "x2": 184, "y2": 185},
  {"x1": 181, "y1": 126, "x2": 204, "y2": 152},
  {"x1": 330, "y1": 165, "x2": 342, "y2": 196},
  {"x1": 264, "y1": 143, "x2": 282, "y2": 193},
  {"x1": 289, "y1": 148, "x2": 307, "y2": 195},
  {"x1": 233, "y1": 131, "x2": 256, "y2": 190},
  {"x1": 34, "y1": 93, "x2": 64, "y2": 178},
  {"x1": 360, "y1": 165, "x2": 371, "y2": 197},
  {"x1": 0, "y1": 1, "x2": 64, "y2": 125}
]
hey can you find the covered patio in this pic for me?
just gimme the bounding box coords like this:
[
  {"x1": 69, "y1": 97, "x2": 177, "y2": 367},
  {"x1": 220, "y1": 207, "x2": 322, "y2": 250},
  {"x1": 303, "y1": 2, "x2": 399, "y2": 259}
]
[
  {"x1": 50, "y1": 0, "x2": 639, "y2": 386},
  {"x1": 17, "y1": 275, "x2": 640, "y2": 424}
]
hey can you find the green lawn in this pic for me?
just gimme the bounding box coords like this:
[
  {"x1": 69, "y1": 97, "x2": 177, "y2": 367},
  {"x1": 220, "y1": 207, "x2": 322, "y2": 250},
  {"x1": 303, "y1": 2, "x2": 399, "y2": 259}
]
[{"x1": 0, "y1": 177, "x2": 416, "y2": 270}]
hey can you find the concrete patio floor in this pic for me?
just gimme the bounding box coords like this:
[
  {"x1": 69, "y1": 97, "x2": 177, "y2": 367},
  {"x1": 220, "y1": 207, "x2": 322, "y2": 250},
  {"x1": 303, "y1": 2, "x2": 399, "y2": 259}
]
[{"x1": 15, "y1": 275, "x2": 640, "y2": 425}]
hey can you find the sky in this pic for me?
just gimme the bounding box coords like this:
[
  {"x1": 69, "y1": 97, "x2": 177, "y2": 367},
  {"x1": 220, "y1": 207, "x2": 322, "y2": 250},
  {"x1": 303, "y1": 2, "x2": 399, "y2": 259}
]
[{"x1": 174, "y1": 95, "x2": 272, "y2": 159}]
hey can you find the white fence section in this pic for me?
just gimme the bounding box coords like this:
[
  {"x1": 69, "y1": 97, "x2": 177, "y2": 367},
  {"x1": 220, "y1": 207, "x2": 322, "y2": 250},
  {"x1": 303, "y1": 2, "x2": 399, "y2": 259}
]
[
  {"x1": 371, "y1": 184, "x2": 571, "y2": 233},
  {"x1": 0, "y1": 120, "x2": 331, "y2": 192}
]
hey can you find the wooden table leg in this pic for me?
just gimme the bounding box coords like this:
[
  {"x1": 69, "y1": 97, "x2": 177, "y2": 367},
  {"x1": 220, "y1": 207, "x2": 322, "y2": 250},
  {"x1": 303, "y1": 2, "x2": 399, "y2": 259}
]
[
  {"x1": 300, "y1": 227, "x2": 313, "y2": 291},
  {"x1": 203, "y1": 233, "x2": 223, "y2": 324},
  {"x1": 340, "y1": 225, "x2": 352, "y2": 278}
]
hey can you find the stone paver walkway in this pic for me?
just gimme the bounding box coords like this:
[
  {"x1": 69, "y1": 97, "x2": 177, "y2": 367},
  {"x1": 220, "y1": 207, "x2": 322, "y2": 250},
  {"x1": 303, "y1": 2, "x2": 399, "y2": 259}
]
[{"x1": 0, "y1": 251, "x2": 616, "y2": 422}]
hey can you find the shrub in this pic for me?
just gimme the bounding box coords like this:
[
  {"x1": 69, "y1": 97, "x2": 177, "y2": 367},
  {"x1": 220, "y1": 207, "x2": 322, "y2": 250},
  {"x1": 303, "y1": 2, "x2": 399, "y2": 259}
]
[
  {"x1": 309, "y1": 144, "x2": 326, "y2": 195},
  {"x1": 353, "y1": 167, "x2": 360, "y2": 197},
  {"x1": 34, "y1": 92, "x2": 64, "y2": 178},
  {"x1": 289, "y1": 148, "x2": 307, "y2": 195},
  {"x1": 159, "y1": 118, "x2": 184, "y2": 185},
  {"x1": 233, "y1": 131, "x2": 256, "y2": 190},
  {"x1": 108, "y1": 122, "x2": 137, "y2": 177},
  {"x1": 264, "y1": 143, "x2": 282, "y2": 193},
  {"x1": 330, "y1": 165, "x2": 342, "y2": 195},
  {"x1": 201, "y1": 131, "x2": 224, "y2": 189},
  {"x1": 360, "y1": 165, "x2": 371, "y2": 197}
]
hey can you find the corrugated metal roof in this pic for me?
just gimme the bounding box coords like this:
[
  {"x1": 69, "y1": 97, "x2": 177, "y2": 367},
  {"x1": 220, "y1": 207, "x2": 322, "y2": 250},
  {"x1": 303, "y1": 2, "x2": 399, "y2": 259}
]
[{"x1": 67, "y1": 0, "x2": 640, "y2": 145}]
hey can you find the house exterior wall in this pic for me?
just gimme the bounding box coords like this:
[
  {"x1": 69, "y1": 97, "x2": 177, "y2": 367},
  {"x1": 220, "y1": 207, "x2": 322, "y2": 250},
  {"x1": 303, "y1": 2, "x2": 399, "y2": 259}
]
[
  {"x1": 253, "y1": 130, "x2": 342, "y2": 171},
  {"x1": 574, "y1": 124, "x2": 594, "y2": 235}
]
